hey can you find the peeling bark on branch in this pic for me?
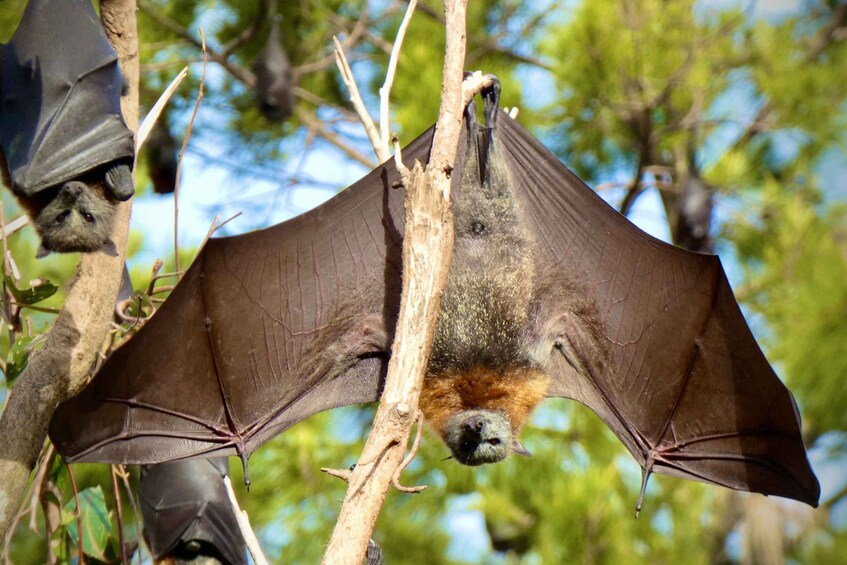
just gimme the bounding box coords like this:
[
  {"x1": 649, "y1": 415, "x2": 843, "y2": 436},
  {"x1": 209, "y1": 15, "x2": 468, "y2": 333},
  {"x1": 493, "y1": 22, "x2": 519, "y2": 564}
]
[{"x1": 321, "y1": 1, "x2": 468, "y2": 563}]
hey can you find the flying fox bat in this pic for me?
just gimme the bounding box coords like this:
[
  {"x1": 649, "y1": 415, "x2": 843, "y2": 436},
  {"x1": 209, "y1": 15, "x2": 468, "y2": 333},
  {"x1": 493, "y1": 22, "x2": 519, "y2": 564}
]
[
  {"x1": 138, "y1": 458, "x2": 247, "y2": 565},
  {"x1": 0, "y1": 0, "x2": 135, "y2": 257},
  {"x1": 145, "y1": 116, "x2": 179, "y2": 195},
  {"x1": 252, "y1": 0, "x2": 294, "y2": 121},
  {"x1": 49, "y1": 81, "x2": 819, "y2": 509}
]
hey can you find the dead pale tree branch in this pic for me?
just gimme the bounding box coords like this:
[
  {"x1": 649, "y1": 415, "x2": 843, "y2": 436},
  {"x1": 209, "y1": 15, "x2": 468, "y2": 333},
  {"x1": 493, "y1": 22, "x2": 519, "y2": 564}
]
[
  {"x1": 320, "y1": 0, "x2": 468, "y2": 562},
  {"x1": 0, "y1": 0, "x2": 138, "y2": 540},
  {"x1": 333, "y1": 37, "x2": 384, "y2": 160}
]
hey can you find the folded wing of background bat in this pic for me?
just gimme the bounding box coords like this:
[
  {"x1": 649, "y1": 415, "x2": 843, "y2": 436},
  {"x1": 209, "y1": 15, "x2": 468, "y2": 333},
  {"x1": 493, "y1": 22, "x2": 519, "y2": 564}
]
[
  {"x1": 139, "y1": 458, "x2": 247, "y2": 565},
  {"x1": 50, "y1": 103, "x2": 819, "y2": 507},
  {"x1": 0, "y1": 0, "x2": 134, "y2": 199}
]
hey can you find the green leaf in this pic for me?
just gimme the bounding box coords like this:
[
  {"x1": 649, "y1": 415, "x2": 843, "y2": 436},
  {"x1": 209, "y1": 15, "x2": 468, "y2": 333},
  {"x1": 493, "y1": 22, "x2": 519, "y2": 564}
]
[
  {"x1": 4, "y1": 275, "x2": 58, "y2": 305},
  {"x1": 123, "y1": 291, "x2": 154, "y2": 319},
  {"x1": 4, "y1": 335, "x2": 32, "y2": 385},
  {"x1": 64, "y1": 486, "x2": 113, "y2": 561}
]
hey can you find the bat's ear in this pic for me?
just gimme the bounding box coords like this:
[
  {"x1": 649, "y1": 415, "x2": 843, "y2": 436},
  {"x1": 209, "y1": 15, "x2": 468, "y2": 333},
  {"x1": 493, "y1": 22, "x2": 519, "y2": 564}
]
[
  {"x1": 35, "y1": 244, "x2": 51, "y2": 259},
  {"x1": 100, "y1": 240, "x2": 119, "y2": 257},
  {"x1": 512, "y1": 440, "x2": 531, "y2": 457}
]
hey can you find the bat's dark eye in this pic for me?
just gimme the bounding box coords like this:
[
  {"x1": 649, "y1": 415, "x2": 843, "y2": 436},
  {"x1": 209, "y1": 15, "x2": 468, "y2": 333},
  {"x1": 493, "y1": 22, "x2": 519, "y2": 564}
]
[
  {"x1": 55, "y1": 210, "x2": 71, "y2": 224},
  {"x1": 471, "y1": 221, "x2": 485, "y2": 235},
  {"x1": 82, "y1": 212, "x2": 95, "y2": 224},
  {"x1": 488, "y1": 438, "x2": 501, "y2": 446}
]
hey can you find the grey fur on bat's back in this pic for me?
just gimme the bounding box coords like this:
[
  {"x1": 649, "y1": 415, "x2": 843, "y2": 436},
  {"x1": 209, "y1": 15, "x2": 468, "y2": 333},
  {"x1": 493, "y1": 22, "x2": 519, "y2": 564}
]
[{"x1": 429, "y1": 115, "x2": 540, "y2": 376}]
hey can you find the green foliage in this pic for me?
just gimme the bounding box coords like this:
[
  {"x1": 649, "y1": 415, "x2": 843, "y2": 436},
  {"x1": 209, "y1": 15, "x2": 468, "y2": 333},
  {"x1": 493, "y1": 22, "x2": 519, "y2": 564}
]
[
  {"x1": 4, "y1": 275, "x2": 58, "y2": 306},
  {"x1": 727, "y1": 181, "x2": 847, "y2": 437},
  {"x1": 542, "y1": 0, "x2": 742, "y2": 178},
  {"x1": 4, "y1": 334, "x2": 33, "y2": 385},
  {"x1": 62, "y1": 487, "x2": 115, "y2": 562}
]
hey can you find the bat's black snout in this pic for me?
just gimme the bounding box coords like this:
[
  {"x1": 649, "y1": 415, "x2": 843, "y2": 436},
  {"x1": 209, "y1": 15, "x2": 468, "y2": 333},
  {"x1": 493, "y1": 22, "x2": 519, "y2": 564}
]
[
  {"x1": 444, "y1": 409, "x2": 514, "y2": 466},
  {"x1": 61, "y1": 181, "x2": 86, "y2": 197},
  {"x1": 463, "y1": 414, "x2": 487, "y2": 434}
]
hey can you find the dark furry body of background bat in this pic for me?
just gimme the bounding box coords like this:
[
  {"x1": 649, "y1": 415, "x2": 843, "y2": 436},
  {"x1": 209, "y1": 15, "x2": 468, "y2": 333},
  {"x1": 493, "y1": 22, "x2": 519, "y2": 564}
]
[
  {"x1": 0, "y1": 0, "x2": 135, "y2": 257},
  {"x1": 138, "y1": 458, "x2": 247, "y2": 565},
  {"x1": 252, "y1": 0, "x2": 294, "y2": 121},
  {"x1": 50, "y1": 83, "x2": 819, "y2": 510}
]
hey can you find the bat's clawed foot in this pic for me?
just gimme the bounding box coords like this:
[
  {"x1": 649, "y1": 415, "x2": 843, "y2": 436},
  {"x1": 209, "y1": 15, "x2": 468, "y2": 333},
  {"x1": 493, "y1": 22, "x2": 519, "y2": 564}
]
[
  {"x1": 461, "y1": 71, "x2": 500, "y2": 110},
  {"x1": 365, "y1": 539, "x2": 383, "y2": 565},
  {"x1": 104, "y1": 162, "x2": 135, "y2": 201}
]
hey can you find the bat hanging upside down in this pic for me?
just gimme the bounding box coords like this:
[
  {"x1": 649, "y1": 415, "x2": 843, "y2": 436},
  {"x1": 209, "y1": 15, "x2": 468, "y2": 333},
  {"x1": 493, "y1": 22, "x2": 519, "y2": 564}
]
[
  {"x1": 50, "y1": 78, "x2": 819, "y2": 509},
  {"x1": 0, "y1": 0, "x2": 135, "y2": 257}
]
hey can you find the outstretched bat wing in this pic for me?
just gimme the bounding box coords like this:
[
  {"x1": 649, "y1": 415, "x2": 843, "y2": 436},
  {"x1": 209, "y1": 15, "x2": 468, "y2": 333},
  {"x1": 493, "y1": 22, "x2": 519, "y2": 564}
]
[
  {"x1": 0, "y1": 0, "x2": 134, "y2": 196},
  {"x1": 496, "y1": 115, "x2": 819, "y2": 506},
  {"x1": 139, "y1": 458, "x2": 247, "y2": 565},
  {"x1": 50, "y1": 128, "x2": 435, "y2": 463}
]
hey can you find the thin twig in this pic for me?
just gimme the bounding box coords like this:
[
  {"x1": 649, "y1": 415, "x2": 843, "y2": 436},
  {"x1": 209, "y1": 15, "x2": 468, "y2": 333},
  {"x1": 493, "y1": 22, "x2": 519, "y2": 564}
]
[
  {"x1": 137, "y1": 0, "x2": 256, "y2": 86},
  {"x1": 333, "y1": 37, "x2": 384, "y2": 159},
  {"x1": 28, "y1": 444, "x2": 55, "y2": 533},
  {"x1": 392, "y1": 135, "x2": 411, "y2": 186},
  {"x1": 295, "y1": 5, "x2": 371, "y2": 77},
  {"x1": 0, "y1": 301, "x2": 61, "y2": 315},
  {"x1": 199, "y1": 212, "x2": 243, "y2": 251},
  {"x1": 174, "y1": 29, "x2": 208, "y2": 278},
  {"x1": 379, "y1": 0, "x2": 418, "y2": 158},
  {"x1": 296, "y1": 109, "x2": 377, "y2": 168},
  {"x1": 66, "y1": 465, "x2": 85, "y2": 565},
  {"x1": 0, "y1": 203, "x2": 10, "y2": 277},
  {"x1": 1, "y1": 215, "x2": 29, "y2": 238},
  {"x1": 114, "y1": 465, "x2": 143, "y2": 565},
  {"x1": 222, "y1": 476, "x2": 269, "y2": 565},
  {"x1": 392, "y1": 412, "x2": 426, "y2": 493},
  {"x1": 110, "y1": 465, "x2": 128, "y2": 564}
]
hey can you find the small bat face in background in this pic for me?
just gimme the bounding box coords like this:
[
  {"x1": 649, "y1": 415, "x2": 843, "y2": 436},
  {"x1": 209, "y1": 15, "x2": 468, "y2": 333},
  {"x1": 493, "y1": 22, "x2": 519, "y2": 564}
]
[
  {"x1": 0, "y1": 0, "x2": 135, "y2": 257},
  {"x1": 34, "y1": 181, "x2": 118, "y2": 257}
]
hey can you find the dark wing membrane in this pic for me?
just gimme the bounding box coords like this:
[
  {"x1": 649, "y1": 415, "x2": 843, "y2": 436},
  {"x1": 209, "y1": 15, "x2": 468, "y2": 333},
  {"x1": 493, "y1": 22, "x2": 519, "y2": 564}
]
[
  {"x1": 139, "y1": 458, "x2": 246, "y2": 565},
  {"x1": 0, "y1": 0, "x2": 133, "y2": 195},
  {"x1": 498, "y1": 115, "x2": 819, "y2": 506},
  {"x1": 49, "y1": 127, "x2": 435, "y2": 464}
]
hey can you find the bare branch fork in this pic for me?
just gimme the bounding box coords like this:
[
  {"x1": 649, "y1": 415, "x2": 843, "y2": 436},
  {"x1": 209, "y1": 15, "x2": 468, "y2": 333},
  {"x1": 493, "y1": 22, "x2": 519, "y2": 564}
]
[
  {"x1": 320, "y1": 0, "x2": 470, "y2": 563},
  {"x1": 334, "y1": 0, "x2": 419, "y2": 162}
]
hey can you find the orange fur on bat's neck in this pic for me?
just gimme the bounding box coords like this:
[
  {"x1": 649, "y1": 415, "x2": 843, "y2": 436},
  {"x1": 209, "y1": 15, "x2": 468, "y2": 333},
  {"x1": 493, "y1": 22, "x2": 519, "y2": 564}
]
[{"x1": 420, "y1": 366, "x2": 549, "y2": 437}]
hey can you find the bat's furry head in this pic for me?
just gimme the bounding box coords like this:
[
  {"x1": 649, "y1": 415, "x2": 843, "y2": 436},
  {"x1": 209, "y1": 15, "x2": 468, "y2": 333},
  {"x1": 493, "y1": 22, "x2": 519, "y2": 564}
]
[
  {"x1": 421, "y1": 367, "x2": 549, "y2": 465},
  {"x1": 35, "y1": 181, "x2": 118, "y2": 257},
  {"x1": 442, "y1": 409, "x2": 514, "y2": 465}
]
